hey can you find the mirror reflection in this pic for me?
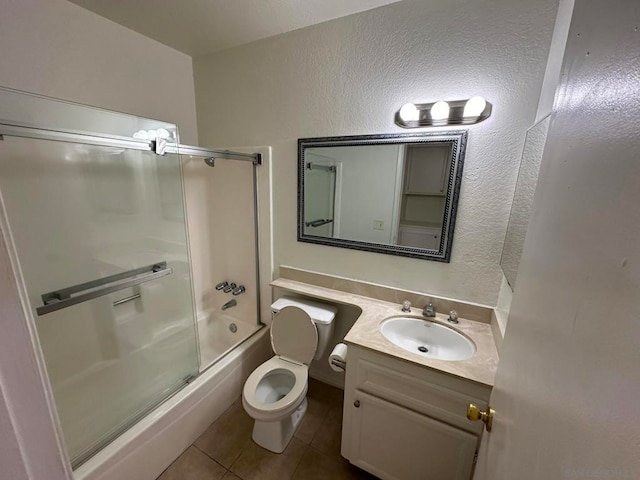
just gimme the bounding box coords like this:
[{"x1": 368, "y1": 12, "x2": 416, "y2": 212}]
[
  {"x1": 501, "y1": 115, "x2": 551, "y2": 287},
  {"x1": 298, "y1": 132, "x2": 467, "y2": 262}
]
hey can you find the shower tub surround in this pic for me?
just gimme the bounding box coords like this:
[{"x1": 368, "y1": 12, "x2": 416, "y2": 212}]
[
  {"x1": 74, "y1": 328, "x2": 271, "y2": 480},
  {"x1": 198, "y1": 311, "x2": 263, "y2": 369}
]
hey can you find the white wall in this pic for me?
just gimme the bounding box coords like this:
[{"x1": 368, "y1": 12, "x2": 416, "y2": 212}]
[
  {"x1": 0, "y1": 1, "x2": 201, "y2": 478},
  {"x1": 194, "y1": 0, "x2": 558, "y2": 306},
  {"x1": 492, "y1": 0, "x2": 575, "y2": 332},
  {"x1": 475, "y1": 0, "x2": 640, "y2": 477},
  {"x1": 311, "y1": 145, "x2": 400, "y2": 244},
  {"x1": 0, "y1": 0, "x2": 198, "y2": 144}
]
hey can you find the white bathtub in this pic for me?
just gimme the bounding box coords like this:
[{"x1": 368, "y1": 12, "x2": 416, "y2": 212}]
[
  {"x1": 198, "y1": 311, "x2": 263, "y2": 370},
  {"x1": 73, "y1": 326, "x2": 270, "y2": 480}
]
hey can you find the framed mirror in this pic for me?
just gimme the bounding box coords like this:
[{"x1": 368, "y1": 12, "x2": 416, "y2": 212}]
[{"x1": 298, "y1": 131, "x2": 467, "y2": 262}]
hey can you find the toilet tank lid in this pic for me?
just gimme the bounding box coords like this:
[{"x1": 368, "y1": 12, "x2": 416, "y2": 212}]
[{"x1": 270, "y1": 296, "x2": 337, "y2": 324}]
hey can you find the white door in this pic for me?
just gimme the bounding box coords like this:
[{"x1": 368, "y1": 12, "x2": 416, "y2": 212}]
[{"x1": 474, "y1": 2, "x2": 640, "y2": 479}]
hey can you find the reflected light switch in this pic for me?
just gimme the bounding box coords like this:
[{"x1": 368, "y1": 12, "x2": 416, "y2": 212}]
[{"x1": 373, "y1": 220, "x2": 384, "y2": 230}]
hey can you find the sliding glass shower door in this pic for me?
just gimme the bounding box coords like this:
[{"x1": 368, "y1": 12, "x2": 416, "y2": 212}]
[{"x1": 0, "y1": 89, "x2": 199, "y2": 467}]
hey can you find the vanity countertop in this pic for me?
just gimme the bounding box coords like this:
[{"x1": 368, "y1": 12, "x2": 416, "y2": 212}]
[{"x1": 271, "y1": 277, "x2": 499, "y2": 387}]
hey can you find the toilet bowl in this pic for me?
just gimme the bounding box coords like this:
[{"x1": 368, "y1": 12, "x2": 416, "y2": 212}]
[{"x1": 242, "y1": 298, "x2": 337, "y2": 453}]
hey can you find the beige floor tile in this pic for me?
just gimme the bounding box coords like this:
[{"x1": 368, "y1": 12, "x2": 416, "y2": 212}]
[
  {"x1": 164, "y1": 381, "x2": 353, "y2": 480},
  {"x1": 157, "y1": 446, "x2": 227, "y2": 480},
  {"x1": 310, "y1": 402, "x2": 343, "y2": 457},
  {"x1": 307, "y1": 378, "x2": 344, "y2": 407},
  {"x1": 291, "y1": 447, "x2": 377, "y2": 480},
  {"x1": 230, "y1": 437, "x2": 307, "y2": 480},
  {"x1": 221, "y1": 473, "x2": 242, "y2": 480},
  {"x1": 194, "y1": 402, "x2": 254, "y2": 468},
  {"x1": 294, "y1": 396, "x2": 331, "y2": 444}
]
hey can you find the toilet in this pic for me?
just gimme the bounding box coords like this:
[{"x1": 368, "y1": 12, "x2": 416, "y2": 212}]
[{"x1": 242, "y1": 296, "x2": 337, "y2": 453}]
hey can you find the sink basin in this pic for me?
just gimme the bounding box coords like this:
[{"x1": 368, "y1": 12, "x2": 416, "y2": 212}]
[{"x1": 380, "y1": 317, "x2": 476, "y2": 361}]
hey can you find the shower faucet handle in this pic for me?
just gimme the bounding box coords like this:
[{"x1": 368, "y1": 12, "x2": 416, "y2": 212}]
[
  {"x1": 232, "y1": 285, "x2": 246, "y2": 296},
  {"x1": 223, "y1": 283, "x2": 237, "y2": 293},
  {"x1": 215, "y1": 281, "x2": 229, "y2": 291}
]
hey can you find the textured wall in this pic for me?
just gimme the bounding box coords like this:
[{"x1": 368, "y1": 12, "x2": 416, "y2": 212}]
[
  {"x1": 194, "y1": 0, "x2": 558, "y2": 306},
  {"x1": 0, "y1": 0, "x2": 198, "y2": 144},
  {"x1": 475, "y1": 0, "x2": 640, "y2": 477}
]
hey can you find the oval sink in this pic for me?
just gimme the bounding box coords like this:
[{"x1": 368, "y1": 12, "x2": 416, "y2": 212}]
[{"x1": 380, "y1": 317, "x2": 475, "y2": 361}]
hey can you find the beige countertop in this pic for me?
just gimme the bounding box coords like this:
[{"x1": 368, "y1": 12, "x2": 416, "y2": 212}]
[{"x1": 271, "y1": 277, "x2": 499, "y2": 387}]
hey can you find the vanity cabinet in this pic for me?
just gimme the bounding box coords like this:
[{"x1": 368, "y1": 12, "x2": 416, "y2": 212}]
[
  {"x1": 341, "y1": 346, "x2": 492, "y2": 480},
  {"x1": 397, "y1": 224, "x2": 441, "y2": 249}
]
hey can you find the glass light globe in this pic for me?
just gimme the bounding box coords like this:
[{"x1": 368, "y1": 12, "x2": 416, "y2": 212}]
[
  {"x1": 399, "y1": 103, "x2": 420, "y2": 122},
  {"x1": 430, "y1": 101, "x2": 450, "y2": 120},
  {"x1": 463, "y1": 96, "x2": 487, "y2": 117}
]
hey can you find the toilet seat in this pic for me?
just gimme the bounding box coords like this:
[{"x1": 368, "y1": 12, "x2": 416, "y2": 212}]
[
  {"x1": 243, "y1": 306, "x2": 317, "y2": 421},
  {"x1": 270, "y1": 306, "x2": 318, "y2": 365},
  {"x1": 242, "y1": 356, "x2": 308, "y2": 419}
]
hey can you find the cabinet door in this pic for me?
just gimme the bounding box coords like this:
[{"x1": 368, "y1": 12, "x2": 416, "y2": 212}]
[
  {"x1": 404, "y1": 145, "x2": 449, "y2": 194},
  {"x1": 347, "y1": 391, "x2": 477, "y2": 480}
]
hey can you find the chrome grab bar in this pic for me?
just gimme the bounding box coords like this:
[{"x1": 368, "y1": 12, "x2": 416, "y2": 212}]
[
  {"x1": 306, "y1": 162, "x2": 336, "y2": 172},
  {"x1": 36, "y1": 262, "x2": 172, "y2": 316},
  {"x1": 305, "y1": 218, "x2": 334, "y2": 228}
]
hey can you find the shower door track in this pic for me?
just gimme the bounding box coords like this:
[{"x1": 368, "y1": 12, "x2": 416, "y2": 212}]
[{"x1": 0, "y1": 120, "x2": 262, "y2": 164}]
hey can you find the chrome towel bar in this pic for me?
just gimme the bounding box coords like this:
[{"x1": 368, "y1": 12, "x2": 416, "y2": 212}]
[{"x1": 112, "y1": 293, "x2": 142, "y2": 307}]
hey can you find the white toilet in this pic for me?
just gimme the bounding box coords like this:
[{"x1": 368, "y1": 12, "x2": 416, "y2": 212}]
[{"x1": 242, "y1": 296, "x2": 337, "y2": 453}]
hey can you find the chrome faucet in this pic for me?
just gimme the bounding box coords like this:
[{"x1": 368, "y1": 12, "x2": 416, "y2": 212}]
[
  {"x1": 423, "y1": 302, "x2": 436, "y2": 317},
  {"x1": 221, "y1": 299, "x2": 237, "y2": 311}
]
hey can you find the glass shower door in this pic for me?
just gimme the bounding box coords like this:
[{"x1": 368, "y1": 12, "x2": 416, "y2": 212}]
[{"x1": 0, "y1": 129, "x2": 199, "y2": 466}]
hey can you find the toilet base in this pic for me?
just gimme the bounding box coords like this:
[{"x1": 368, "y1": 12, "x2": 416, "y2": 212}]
[{"x1": 251, "y1": 397, "x2": 308, "y2": 453}]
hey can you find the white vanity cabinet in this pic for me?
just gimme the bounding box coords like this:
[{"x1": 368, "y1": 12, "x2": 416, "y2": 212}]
[
  {"x1": 341, "y1": 346, "x2": 492, "y2": 480},
  {"x1": 397, "y1": 224, "x2": 441, "y2": 249}
]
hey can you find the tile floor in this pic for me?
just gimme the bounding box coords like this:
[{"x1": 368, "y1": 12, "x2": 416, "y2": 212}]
[{"x1": 157, "y1": 378, "x2": 377, "y2": 480}]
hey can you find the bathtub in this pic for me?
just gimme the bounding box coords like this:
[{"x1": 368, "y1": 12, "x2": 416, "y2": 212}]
[
  {"x1": 73, "y1": 324, "x2": 270, "y2": 480},
  {"x1": 198, "y1": 311, "x2": 263, "y2": 370}
]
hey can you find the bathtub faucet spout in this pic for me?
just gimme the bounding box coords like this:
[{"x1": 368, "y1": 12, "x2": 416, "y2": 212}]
[{"x1": 221, "y1": 299, "x2": 237, "y2": 311}]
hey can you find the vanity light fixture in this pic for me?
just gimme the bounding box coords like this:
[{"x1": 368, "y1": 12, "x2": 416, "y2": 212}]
[{"x1": 395, "y1": 96, "x2": 492, "y2": 128}]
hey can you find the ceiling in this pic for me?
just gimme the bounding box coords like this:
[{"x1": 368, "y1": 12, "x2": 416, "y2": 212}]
[{"x1": 68, "y1": 0, "x2": 403, "y2": 57}]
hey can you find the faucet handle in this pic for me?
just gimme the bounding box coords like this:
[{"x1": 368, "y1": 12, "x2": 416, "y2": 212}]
[
  {"x1": 223, "y1": 282, "x2": 237, "y2": 293},
  {"x1": 448, "y1": 310, "x2": 459, "y2": 324},
  {"x1": 215, "y1": 281, "x2": 229, "y2": 291},
  {"x1": 232, "y1": 285, "x2": 246, "y2": 296},
  {"x1": 401, "y1": 300, "x2": 411, "y2": 312}
]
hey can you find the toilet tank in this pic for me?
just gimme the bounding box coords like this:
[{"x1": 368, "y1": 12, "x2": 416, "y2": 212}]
[{"x1": 271, "y1": 296, "x2": 337, "y2": 360}]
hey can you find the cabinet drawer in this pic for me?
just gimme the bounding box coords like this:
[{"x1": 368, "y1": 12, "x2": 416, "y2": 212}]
[{"x1": 355, "y1": 357, "x2": 485, "y2": 434}]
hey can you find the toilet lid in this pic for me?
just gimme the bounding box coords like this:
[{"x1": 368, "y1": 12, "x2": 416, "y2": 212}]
[{"x1": 271, "y1": 306, "x2": 318, "y2": 365}]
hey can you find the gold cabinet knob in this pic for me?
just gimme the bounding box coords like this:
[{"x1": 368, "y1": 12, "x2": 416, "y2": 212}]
[{"x1": 466, "y1": 403, "x2": 495, "y2": 432}]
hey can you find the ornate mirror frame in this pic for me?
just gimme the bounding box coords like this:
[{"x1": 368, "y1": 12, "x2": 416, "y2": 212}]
[{"x1": 297, "y1": 131, "x2": 467, "y2": 262}]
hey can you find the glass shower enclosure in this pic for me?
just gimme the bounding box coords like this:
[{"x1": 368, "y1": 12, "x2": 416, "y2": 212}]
[{"x1": 0, "y1": 88, "x2": 200, "y2": 467}]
